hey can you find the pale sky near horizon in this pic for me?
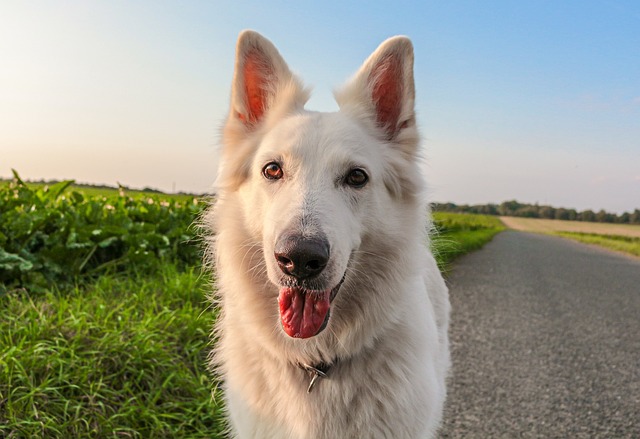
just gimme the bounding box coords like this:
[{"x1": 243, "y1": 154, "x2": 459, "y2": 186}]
[{"x1": 1, "y1": 1, "x2": 639, "y2": 213}]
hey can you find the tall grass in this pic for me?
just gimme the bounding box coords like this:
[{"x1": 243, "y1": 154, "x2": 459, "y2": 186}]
[{"x1": 0, "y1": 266, "x2": 225, "y2": 438}]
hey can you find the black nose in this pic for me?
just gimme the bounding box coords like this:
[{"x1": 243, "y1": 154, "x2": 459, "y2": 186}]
[{"x1": 274, "y1": 235, "x2": 329, "y2": 279}]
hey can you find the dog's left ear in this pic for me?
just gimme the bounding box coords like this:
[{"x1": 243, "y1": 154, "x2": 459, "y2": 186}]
[{"x1": 336, "y1": 36, "x2": 416, "y2": 145}]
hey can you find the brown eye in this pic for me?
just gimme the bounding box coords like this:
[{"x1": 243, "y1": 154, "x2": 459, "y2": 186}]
[
  {"x1": 262, "y1": 162, "x2": 283, "y2": 180},
  {"x1": 345, "y1": 168, "x2": 368, "y2": 188}
]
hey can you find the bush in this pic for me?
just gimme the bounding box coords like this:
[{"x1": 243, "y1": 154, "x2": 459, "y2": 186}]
[{"x1": 0, "y1": 171, "x2": 204, "y2": 294}]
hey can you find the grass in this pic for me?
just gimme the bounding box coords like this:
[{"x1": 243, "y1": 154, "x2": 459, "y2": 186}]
[
  {"x1": 431, "y1": 212, "x2": 506, "y2": 272},
  {"x1": 0, "y1": 265, "x2": 226, "y2": 438},
  {"x1": 1, "y1": 178, "x2": 502, "y2": 438},
  {"x1": 553, "y1": 232, "x2": 640, "y2": 257}
]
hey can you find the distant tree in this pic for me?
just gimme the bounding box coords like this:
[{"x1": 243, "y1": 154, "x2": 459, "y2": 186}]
[
  {"x1": 431, "y1": 199, "x2": 633, "y2": 223},
  {"x1": 579, "y1": 210, "x2": 596, "y2": 222},
  {"x1": 555, "y1": 208, "x2": 569, "y2": 220},
  {"x1": 595, "y1": 209, "x2": 616, "y2": 223},
  {"x1": 498, "y1": 200, "x2": 523, "y2": 216},
  {"x1": 516, "y1": 206, "x2": 539, "y2": 218},
  {"x1": 617, "y1": 212, "x2": 630, "y2": 224},
  {"x1": 476, "y1": 204, "x2": 498, "y2": 215},
  {"x1": 539, "y1": 206, "x2": 556, "y2": 219}
]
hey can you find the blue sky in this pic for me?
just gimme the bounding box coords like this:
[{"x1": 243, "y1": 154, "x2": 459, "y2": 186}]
[{"x1": 1, "y1": 1, "x2": 639, "y2": 212}]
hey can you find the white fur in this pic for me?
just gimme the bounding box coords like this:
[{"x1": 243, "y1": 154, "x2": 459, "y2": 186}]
[{"x1": 203, "y1": 30, "x2": 450, "y2": 439}]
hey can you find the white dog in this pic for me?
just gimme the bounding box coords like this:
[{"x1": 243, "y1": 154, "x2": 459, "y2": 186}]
[{"x1": 204, "y1": 30, "x2": 450, "y2": 439}]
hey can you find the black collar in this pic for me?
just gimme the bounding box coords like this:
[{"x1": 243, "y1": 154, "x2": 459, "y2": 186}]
[{"x1": 297, "y1": 362, "x2": 333, "y2": 393}]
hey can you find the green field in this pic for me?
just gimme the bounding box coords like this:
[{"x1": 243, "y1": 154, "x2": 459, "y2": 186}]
[{"x1": 1, "y1": 175, "x2": 502, "y2": 437}]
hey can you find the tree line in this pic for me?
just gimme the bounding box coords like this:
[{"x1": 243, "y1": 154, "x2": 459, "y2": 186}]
[{"x1": 433, "y1": 200, "x2": 640, "y2": 225}]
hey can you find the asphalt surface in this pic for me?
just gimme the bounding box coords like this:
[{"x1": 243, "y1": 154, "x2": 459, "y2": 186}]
[{"x1": 439, "y1": 231, "x2": 640, "y2": 438}]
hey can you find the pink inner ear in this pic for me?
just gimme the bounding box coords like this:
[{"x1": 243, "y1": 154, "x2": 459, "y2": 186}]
[
  {"x1": 242, "y1": 50, "x2": 272, "y2": 124},
  {"x1": 370, "y1": 54, "x2": 403, "y2": 137}
]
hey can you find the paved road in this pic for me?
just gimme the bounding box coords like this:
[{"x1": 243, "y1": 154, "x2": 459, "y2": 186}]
[{"x1": 439, "y1": 231, "x2": 640, "y2": 438}]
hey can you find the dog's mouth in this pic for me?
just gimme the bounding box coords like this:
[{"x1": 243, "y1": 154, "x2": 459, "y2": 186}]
[{"x1": 278, "y1": 275, "x2": 345, "y2": 339}]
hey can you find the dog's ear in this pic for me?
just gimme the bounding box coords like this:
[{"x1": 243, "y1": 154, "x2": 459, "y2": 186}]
[
  {"x1": 229, "y1": 30, "x2": 307, "y2": 129},
  {"x1": 336, "y1": 36, "x2": 416, "y2": 144},
  {"x1": 217, "y1": 31, "x2": 308, "y2": 191},
  {"x1": 337, "y1": 37, "x2": 422, "y2": 199}
]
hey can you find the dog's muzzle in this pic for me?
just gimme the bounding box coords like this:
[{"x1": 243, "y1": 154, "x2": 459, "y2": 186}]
[{"x1": 274, "y1": 234, "x2": 344, "y2": 338}]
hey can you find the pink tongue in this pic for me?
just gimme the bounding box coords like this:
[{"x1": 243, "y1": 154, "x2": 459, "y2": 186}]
[{"x1": 278, "y1": 287, "x2": 331, "y2": 338}]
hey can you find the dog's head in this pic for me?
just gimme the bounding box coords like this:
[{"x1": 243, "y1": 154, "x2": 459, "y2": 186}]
[{"x1": 215, "y1": 31, "x2": 424, "y2": 342}]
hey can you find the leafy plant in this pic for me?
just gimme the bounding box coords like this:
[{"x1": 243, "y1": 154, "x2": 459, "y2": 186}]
[{"x1": 0, "y1": 171, "x2": 205, "y2": 294}]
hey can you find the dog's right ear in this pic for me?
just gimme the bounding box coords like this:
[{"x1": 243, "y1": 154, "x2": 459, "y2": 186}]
[
  {"x1": 218, "y1": 31, "x2": 308, "y2": 191},
  {"x1": 228, "y1": 30, "x2": 307, "y2": 130}
]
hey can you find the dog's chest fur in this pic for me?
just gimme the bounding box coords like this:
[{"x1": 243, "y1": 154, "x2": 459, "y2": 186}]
[{"x1": 223, "y1": 301, "x2": 441, "y2": 439}]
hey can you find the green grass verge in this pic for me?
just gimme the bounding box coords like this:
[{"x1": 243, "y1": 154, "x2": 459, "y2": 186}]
[
  {"x1": 552, "y1": 232, "x2": 640, "y2": 257},
  {"x1": 0, "y1": 265, "x2": 226, "y2": 438},
  {"x1": 432, "y1": 212, "x2": 505, "y2": 272}
]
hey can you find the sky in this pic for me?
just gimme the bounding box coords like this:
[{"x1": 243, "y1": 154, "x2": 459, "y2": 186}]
[{"x1": 1, "y1": 1, "x2": 639, "y2": 213}]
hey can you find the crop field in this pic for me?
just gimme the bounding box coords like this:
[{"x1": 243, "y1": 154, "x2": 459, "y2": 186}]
[
  {"x1": 500, "y1": 216, "x2": 640, "y2": 238},
  {"x1": 500, "y1": 216, "x2": 640, "y2": 257},
  {"x1": 18, "y1": 180, "x2": 200, "y2": 203},
  {"x1": 0, "y1": 173, "x2": 503, "y2": 437}
]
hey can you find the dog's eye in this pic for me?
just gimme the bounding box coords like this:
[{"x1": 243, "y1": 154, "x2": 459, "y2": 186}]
[
  {"x1": 262, "y1": 162, "x2": 284, "y2": 180},
  {"x1": 345, "y1": 168, "x2": 368, "y2": 188}
]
